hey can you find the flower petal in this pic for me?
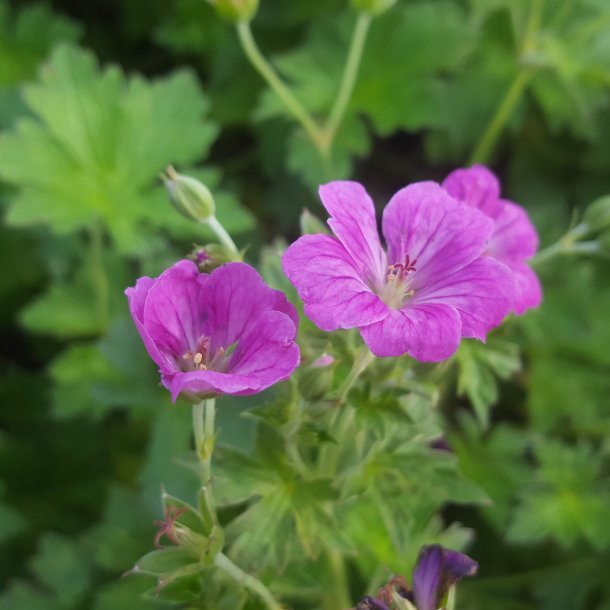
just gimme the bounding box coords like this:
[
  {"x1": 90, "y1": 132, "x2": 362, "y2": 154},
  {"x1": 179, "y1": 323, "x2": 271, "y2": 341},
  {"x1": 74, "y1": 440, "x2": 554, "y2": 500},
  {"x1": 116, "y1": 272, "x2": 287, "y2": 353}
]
[
  {"x1": 442, "y1": 165, "x2": 503, "y2": 220},
  {"x1": 359, "y1": 302, "x2": 461, "y2": 361},
  {"x1": 142, "y1": 260, "x2": 209, "y2": 365},
  {"x1": 229, "y1": 309, "x2": 301, "y2": 387},
  {"x1": 412, "y1": 545, "x2": 444, "y2": 610},
  {"x1": 442, "y1": 549, "x2": 478, "y2": 585},
  {"x1": 510, "y1": 261, "x2": 542, "y2": 314},
  {"x1": 272, "y1": 289, "x2": 299, "y2": 330},
  {"x1": 414, "y1": 257, "x2": 513, "y2": 341},
  {"x1": 382, "y1": 181, "x2": 494, "y2": 288},
  {"x1": 199, "y1": 262, "x2": 285, "y2": 350},
  {"x1": 282, "y1": 234, "x2": 389, "y2": 331},
  {"x1": 489, "y1": 200, "x2": 539, "y2": 262},
  {"x1": 166, "y1": 370, "x2": 264, "y2": 402},
  {"x1": 125, "y1": 275, "x2": 173, "y2": 372},
  {"x1": 412, "y1": 545, "x2": 478, "y2": 610},
  {"x1": 319, "y1": 181, "x2": 387, "y2": 282}
]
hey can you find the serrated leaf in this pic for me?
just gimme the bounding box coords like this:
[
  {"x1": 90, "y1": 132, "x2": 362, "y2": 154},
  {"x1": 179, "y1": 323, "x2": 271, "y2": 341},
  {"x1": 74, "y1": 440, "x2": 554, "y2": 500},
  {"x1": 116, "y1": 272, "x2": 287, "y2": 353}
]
[
  {"x1": 456, "y1": 338, "x2": 521, "y2": 428},
  {"x1": 0, "y1": 44, "x2": 218, "y2": 253}
]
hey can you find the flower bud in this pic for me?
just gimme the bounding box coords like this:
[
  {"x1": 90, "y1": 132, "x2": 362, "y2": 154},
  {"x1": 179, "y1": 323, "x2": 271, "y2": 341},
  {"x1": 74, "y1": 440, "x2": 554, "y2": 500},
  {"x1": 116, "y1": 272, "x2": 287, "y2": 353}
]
[
  {"x1": 209, "y1": 0, "x2": 259, "y2": 23},
  {"x1": 163, "y1": 166, "x2": 215, "y2": 223},
  {"x1": 583, "y1": 195, "x2": 610, "y2": 232},
  {"x1": 351, "y1": 0, "x2": 397, "y2": 16},
  {"x1": 188, "y1": 243, "x2": 236, "y2": 272},
  {"x1": 298, "y1": 353, "x2": 335, "y2": 400}
]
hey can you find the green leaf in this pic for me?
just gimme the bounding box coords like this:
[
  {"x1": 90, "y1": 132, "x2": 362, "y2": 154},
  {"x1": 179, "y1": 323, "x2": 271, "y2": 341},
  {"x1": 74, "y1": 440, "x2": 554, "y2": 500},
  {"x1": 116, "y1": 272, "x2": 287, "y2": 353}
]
[
  {"x1": 456, "y1": 338, "x2": 521, "y2": 428},
  {"x1": 0, "y1": 44, "x2": 218, "y2": 253},
  {"x1": 0, "y1": 500, "x2": 27, "y2": 543},
  {"x1": 20, "y1": 247, "x2": 129, "y2": 339},
  {"x1": 0, "y1": 581, "x2": 59, "y2": 610},
  {"x1": 0, "y1": 2, "x2": 81, "y2": 127},
  {"x1": 29, "y1": 532, "x2": 92, "y2": 607}
]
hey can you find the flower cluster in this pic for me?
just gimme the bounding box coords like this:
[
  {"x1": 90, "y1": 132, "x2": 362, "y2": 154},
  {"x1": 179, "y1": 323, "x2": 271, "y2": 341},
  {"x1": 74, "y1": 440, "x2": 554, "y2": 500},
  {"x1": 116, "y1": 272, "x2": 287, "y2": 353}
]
[
  {"x1": 282, "y1": 166, "x2": 540, "y2": 361},
  {"x1": 126, "y1": 260, "x2": 300, "y2": 402}
]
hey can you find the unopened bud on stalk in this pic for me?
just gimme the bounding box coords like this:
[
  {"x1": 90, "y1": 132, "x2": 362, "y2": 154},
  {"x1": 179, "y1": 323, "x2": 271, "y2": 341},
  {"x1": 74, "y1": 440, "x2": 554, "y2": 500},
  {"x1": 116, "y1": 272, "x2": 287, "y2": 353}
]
[
  {"x1": 163, "y1": 166, "x2": 215, "y2": 223},
  {"x1": 351, "y1": 0, "x2": 397, "y2": 16},
  {"x1": 583, "y1": 195, "x2": 610, "y2": 233},
  {"x1": 208, "y1": 0, "x2": 259, "y2": 23}
]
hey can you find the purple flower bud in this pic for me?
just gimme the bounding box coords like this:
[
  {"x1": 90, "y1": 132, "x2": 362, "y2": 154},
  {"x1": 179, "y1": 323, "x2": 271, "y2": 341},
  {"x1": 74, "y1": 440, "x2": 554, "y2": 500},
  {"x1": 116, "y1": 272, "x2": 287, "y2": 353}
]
[{"x1": 411, "y1": 545, "x2": 478, "y2": 610}]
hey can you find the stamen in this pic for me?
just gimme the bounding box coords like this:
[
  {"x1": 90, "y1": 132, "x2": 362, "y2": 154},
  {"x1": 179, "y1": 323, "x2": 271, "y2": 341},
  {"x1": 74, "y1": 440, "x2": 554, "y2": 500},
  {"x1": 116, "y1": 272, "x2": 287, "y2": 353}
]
[
  {"x1": 182, "y1": 352, "x2": 192, "y2": 360},
  {"x1": 193, "y1": 352, "x2": 203, "y2": 365}
]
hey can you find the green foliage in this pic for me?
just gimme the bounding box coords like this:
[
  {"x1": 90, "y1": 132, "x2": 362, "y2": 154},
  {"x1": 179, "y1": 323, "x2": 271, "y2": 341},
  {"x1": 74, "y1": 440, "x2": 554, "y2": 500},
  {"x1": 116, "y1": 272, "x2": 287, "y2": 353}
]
[
  {"x1": 0, "y1": 44, "x2": 218, "y2": 253},
  {"x1": 0, "y1": 2, "x2": 81, "y2": 127},
  {"x1": 456, "y1": 337, "x2": 522, "y2": 428},
  {"x1": 1, "y1": 1, "x2": 610, "y2": 610}
]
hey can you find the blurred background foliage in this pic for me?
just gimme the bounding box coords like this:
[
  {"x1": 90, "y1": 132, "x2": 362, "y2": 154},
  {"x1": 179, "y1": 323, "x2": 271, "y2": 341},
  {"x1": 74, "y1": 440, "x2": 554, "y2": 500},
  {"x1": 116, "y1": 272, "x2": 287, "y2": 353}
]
[{"x1": 0, "y1": 0, "x2": 609, "y2": 608}]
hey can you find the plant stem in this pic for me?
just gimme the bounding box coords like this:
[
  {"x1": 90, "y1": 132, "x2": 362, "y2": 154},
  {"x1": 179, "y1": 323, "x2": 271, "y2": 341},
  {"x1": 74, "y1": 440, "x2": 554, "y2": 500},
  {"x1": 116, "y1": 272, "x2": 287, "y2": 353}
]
[
  {"x1": 205, "y1": 216, "x2": 240, "y2": 260},
  {"x1": 322, "y1": 12, "x2": 371, "y2": 155},
  {"x1": 89, "y1": 222, "x2": 109, "y2": 332},
  {"x1": 337, "y1": 346, "x2": 376, "y2": 404},
  {"x1": 324, "y1": 547, "x2": 351, "y2": 610},
  {"x1": 532, "y1": 240, "x2": 600, "y2": 267},
  {"x1": 469, "y1": 70, "x2": 532, "y2": 165},
  {"x1": 192, "y1": 399, "x2": 216, "y2": 484},
  {"x1": 215, "y1": 552, "x2": 285, "y2": 610},
  {"x1": 236, "y1": 20, "x2": 324, "y2": 150},
  {"x1": 469, "y1": 0, "x2": 544, "y2": 164}
]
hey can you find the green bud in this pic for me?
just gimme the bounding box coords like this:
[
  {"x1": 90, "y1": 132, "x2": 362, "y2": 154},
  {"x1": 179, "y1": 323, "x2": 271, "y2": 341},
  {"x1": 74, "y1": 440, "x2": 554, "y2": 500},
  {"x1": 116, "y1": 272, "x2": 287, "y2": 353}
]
[
  {"x1": 297, "y1": 353, "x2": 335, "y2": 401},
  {"x1": 209, "y1": 0, "x2": 259, "y2": 23},
  {"x1": 163, "y1": 166, "x2": 215, "y2": 223},
  {"x1": 188, "y1": 243, "x2": 236, "y2": 272},
  {"x1": 300, "y1": 208, "x2": 330, "y2": 235},
  {"x1": 351, "y1": 0, "x2": 397, "y2": 16},
  {"x1": 583, "y1": 195, "x2": 610, "y2": 232}
]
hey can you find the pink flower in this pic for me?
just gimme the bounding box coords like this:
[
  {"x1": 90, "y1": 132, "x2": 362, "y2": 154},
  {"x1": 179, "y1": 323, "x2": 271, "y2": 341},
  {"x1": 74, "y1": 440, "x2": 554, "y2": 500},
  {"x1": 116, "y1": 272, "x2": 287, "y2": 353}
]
[
  {"x1": 442, "y1": 165, "x2": 542, "y2": 314},
  {"x1": 282, "y1": 181, "x2": 513, "y2": 361},
  {"x1": 126, "y1": 261, "x2": 300, "y2": 402}
]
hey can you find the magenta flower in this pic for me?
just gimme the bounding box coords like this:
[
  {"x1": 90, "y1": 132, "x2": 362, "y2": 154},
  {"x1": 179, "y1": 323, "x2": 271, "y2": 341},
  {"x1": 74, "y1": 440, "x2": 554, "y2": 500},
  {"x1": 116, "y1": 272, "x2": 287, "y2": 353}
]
[
  {"x1": 442, "y1": 165, "x2": 542, "y2": 314},
  {"x1": 126, "y1": 260, "x2": 300, "y2": 402},
  {"x1": 282, "y1": 181, "x2": 513, "y2": 361}
]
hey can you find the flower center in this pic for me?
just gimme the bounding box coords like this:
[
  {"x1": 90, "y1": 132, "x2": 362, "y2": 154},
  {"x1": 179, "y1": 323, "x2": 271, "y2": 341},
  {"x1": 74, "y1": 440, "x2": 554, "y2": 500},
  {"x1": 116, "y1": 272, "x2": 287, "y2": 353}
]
[
  {"x1": 181, "y1": 335, "x2": 229, "y2": 372},
  {"x1": 378, "y1": 254, "x2": 417, "y2": 308}
]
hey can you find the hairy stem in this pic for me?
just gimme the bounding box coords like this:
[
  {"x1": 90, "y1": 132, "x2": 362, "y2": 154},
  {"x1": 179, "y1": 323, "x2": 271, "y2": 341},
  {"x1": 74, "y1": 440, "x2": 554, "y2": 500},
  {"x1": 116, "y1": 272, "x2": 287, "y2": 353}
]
[
  {"x1": 215, "y1": 552, "x2": 285, "y2": 610},
  {"x1": 192, "y1": 399, "x2": 216, "y2": 484},
  {"x1": 205, "y1": 216, "x2": 240, "y2": 260},
  {"x1": 236, "y1": 20, "x2": 324, "y2": 150}
]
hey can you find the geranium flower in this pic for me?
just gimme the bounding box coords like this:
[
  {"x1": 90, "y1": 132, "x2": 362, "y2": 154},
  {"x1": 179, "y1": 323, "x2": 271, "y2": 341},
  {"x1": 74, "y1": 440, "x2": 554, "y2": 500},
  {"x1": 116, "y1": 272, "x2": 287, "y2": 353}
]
[
  {"x1": 282, "y1": 181, "x2": 512, "y2": 361},
  {"x1": 126, "y1": 260, "x2": 300, "y2": 401},
  {"x1": 442, "y1": 165, "x2": 542, "y2": 314}
]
